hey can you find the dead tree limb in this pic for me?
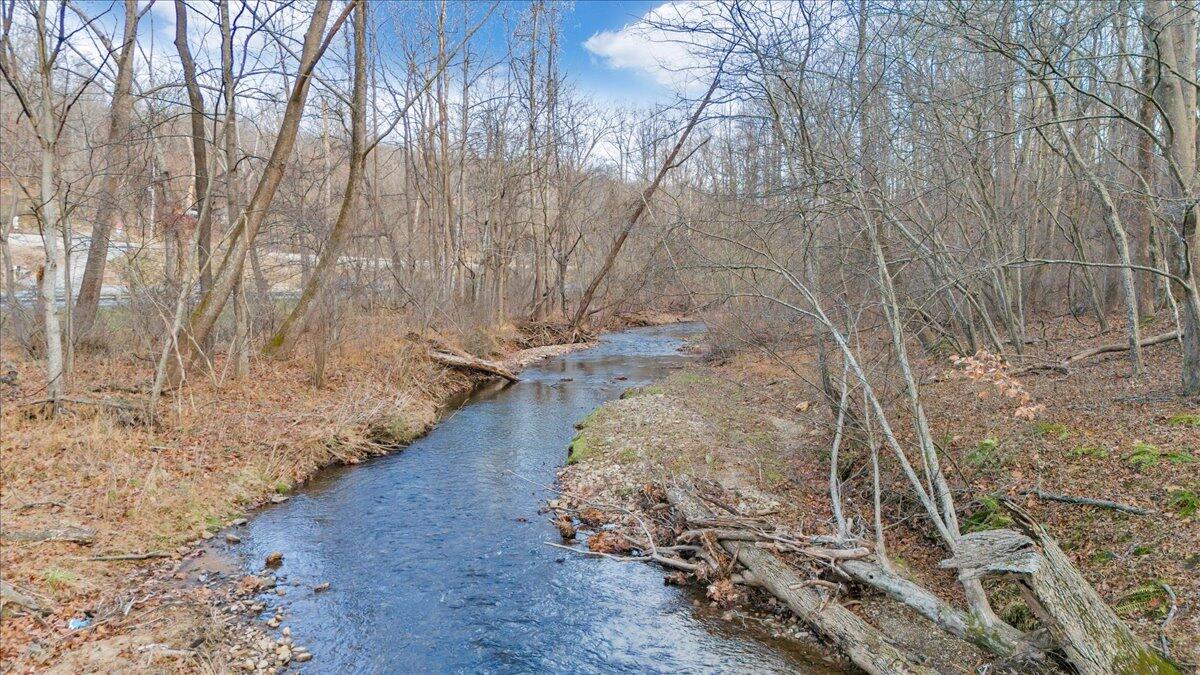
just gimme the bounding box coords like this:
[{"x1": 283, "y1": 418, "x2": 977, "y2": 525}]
[
  {"x1": 1014, "y1": 331, "x2": 1179, "y2": 375},
  {"x1": 428, "y1": 350, "x2": 519, "y2": 382},
  {"x1": 569, "y1": 58, "x2": 725, "y2": 334},
  {"x1": 1, "y1": 526, "x2": 96, "y2": 544},
  {"x1": 667, "y1": 482, "x2": 933, "y2": 675},
  {"x1": 840, "y1": 560, "x2": 1026, "y2": 658},
  {"x1": 1023, "y1": 489, "x2": 1152, "y2": 515},
  {"x1": 939, "y1": 501, "x2": 1179, "y2": 675}
]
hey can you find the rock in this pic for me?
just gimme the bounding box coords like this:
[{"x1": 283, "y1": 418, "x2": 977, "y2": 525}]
[
  {"x1": 313, "y1": 582, "x2": 330, "y2": 593},
  {"x1": 176, "y1": 545, "x2": 191, "y2": 556},
  {"x1": 242, "y1": 658, "x2": 256, "y2": 671},
  {"x1": 281, "y1": 627, "x2": 291, "y2": 637},
  {"x1": 265, "y1": 551, "x2": 283, "y2": 568},
  {"x1": 266, "y1": 617, "x2": 281, "y2": 629},
  {"x1": 294, "y1": 652, "x2": 312, "y2": 663},
  {"x1": 274, "y1": 588, "x2": 286, "y2": 596},
  {"x1": 201, "y1": 531, "x2": 215, "y2": 540},
  {"x1": 231, "y1": 518, "x2": 248, "y2": 526},
  {"x1": 225, "y1": 533, "x2": 242, "y2": 544},
  {"x1": 268, "y1": 495, "x2": 289, "y2": 504}
]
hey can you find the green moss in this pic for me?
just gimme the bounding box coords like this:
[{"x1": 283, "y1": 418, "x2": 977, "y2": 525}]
[
  {"x1": 963, "y1": 495, "x2": 1012, "y2": 532},
  {"x1": 1126, "y1": 442, "x2": 1161, "y2": 470},
  {"x1": 1127, "y1": 442, "x2": 1195, "y2": 470},
  {"x1": 1113, "y1": 649, "x2": 1180, "y2": 675},
  {"x1": 1071, "y1": 445, "x2": 1110, "y2": 459},
  {"x1": 1091, "y1": 550, "x2": 1117, "y2": 565},
  {"x1": 966, "y1": 437, "x2": 1006, "y2": 470},
  {"x1": 566, "y1": 431, "x2": 596, "y2": 465},
  {"x1": 1032, "y1": 421, "x2": 1071, "y2": 440},
  {"x1": 1167, "y1": 487, "x2": 1198, "y2": 517},
  {"x1": 1166, "y1": 413, "x2": 1200, "y2": 427}
]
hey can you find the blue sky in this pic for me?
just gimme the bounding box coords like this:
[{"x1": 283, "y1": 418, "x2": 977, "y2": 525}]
[{"x1": 559, "y1": 0, "x2": 672, "y2": 104}]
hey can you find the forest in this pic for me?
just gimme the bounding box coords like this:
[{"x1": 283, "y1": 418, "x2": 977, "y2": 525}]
[{"x1": 1, "y1": 0, "x2": 1197, "y2": 672}]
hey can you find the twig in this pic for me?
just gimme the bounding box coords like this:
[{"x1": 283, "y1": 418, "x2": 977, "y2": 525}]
[
  {"x1": 1159, "y1": 582, "x2": 1177, "y2": 657},
  {"x1": 543, "y1": 542, "x2": 700, "y2": 572},
  {"x1": 86, "y1": 551, "x2": 170, "y2": 561},
  {"x1": 1022, "y1": 489, "x2": 1152, "y2": 515}
]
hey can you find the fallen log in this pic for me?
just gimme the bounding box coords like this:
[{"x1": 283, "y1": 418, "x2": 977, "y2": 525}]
[
  {"x1": 940, "y1": 501, "x2": 1179, "y2": 675},
  {"x1": 840, "y1": 559, "x2": 1026, "y2": 659},
  {"x1": 1, "y1": 526, "x2": 96, "y2": 545},
  {"x1": 0, "y1": 580, "x2": 49, "y2": 615},
  {"x1": 428, "y1": 350, "x2": 519, "y2": 383},
  {"x1": 1014, "y1": 330, "x2": 1179, "y2": 375},
  {"x1": 667, "y1": 482, "x2": 933, "y2": 675}
]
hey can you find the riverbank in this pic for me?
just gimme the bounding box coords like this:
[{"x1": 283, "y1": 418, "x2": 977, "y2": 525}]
[
  {"x1": 0, "y1": 317, "x2": 595, "y2": 672},
  {"x1": 554, "y1": 315, "x2": 1198, "y2": 671}
]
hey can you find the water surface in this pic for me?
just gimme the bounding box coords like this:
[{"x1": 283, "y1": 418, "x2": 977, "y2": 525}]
[{"x1": 239, "y1": 324, "x2": 837, "y2": 673}]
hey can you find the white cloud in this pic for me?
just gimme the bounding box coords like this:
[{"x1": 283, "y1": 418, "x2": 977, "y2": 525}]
[{"x1": 582, "y1": 1, "x2": 715, "y2": 93}]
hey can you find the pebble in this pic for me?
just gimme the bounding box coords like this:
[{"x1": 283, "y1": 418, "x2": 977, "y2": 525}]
[
  {"x1": 265, "y1": 551, "x2": 284, "y2": 567},
  {"x1": 274, "y1": 588, "x2": 286, "y2": 596},
  {"x1": 266, "y1": 617, "x2": 281, "y2": 629},
  {"x1": 282, "y1": 627, "x2": 291, "y2": 637},
  {"x1": 231, "y1": 518, "x2": 248, "y2": 526},
  {"x1": 294, "y1": 652, "x2": 312, "y2": 663},
  {"x1": 225, "y1": 533, "x2": 242, "y2": 544},
  {"x1": 313, "y1": 582, "x2": 330, "y2": 593},
  {"x1": 201, "y1": 531, "x2": 215, "y2": 540}
]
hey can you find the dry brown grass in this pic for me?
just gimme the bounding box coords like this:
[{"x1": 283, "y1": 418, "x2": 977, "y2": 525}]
[{"x1": 0, "y1": 313, "x2": 491, "y2": 667}]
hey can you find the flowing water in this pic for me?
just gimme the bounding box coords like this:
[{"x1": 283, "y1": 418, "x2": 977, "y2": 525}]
[{"x1": 237, "y1": 324, "x2": 839, "y2": 673}]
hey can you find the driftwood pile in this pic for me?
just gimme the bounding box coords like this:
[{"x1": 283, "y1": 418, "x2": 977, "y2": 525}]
[{"x1": 553, "y1": 477, "x2": 1180, "y2": 674}]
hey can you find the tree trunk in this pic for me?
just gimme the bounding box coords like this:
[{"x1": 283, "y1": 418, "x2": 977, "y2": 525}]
[
  {"x1": 264, "y1": 0, "x2": 366, "y2": 358},
  {"x1": 178, "y1": 0, "x2": 346, "y2": 382},
  {"x1": 939, "y1": 503, "x2": 1179, "y2": 674},
  {"x1": 173, "y1": 0, "x2": 212, "y2": 357},
  {"x1": 570, "y1": 67, "x2": 722, "y2": 333},
  {"x1": 73, "y1": 0, "x2": 139, "y2": 339}
]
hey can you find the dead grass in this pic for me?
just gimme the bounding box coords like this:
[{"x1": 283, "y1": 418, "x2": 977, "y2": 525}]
[{"x1": 0, "y1": 313, "x2": 541, "y2": 669}]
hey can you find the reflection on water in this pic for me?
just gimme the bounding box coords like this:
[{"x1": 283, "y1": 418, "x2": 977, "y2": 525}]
[{"x1": 238, "y1": 324, "x2": 842, "y2": 673}]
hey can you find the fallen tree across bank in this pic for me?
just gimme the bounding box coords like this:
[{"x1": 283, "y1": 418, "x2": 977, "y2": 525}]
[{"x1": 665, "y1": 480, "x2": 934, "y2": 675}]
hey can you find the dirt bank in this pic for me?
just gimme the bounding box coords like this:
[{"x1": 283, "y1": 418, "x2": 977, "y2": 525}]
[
  {"x1": 0, "y1": 319, "x2": 594, "y2": 673},
  {"x1": 553, "y1": 316, "x2": 1198, "y2": 672}
]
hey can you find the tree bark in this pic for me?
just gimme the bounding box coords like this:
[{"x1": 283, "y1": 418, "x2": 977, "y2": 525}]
[
  {"x1": 264, "y1": 0, "x2": 366, "y2": 358},
  {"x1": 73, "y1": 0, "x2": 139, "y2": 339},
  {"x1": 175, "y1": 0, "x2": 347, "y2": 383},
  {"x1": 939, "y1": 503, "x2": 1179, "y2": 675}
]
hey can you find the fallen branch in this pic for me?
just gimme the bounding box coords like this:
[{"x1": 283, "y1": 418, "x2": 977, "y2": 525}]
[
  {"x1": 668, "y1": 481, "x2": 933, "y2": 675},
  {"x1": 428, "y1": 350, "x2": 519, "y2": 382},
  {"x1": 840, "y1": 559, "x2": 1025, "y2": 659},
  {"x1": 87, "y1": 551, "x2": 171, "y2": 561},
  {"x1": 544, "y1": 541, "x2": 700, "y2": 572},
  {"x1": 1, "y1": 526, "x2": 96, "y2": 545},
  {"x1": 940, "y1": 500, "x2": 1180, "y2": 675},
  {"x1": 0, "y1": 580, "x2": 50, "y2": 614},
  {"x1": 1014, "y1": 331, "x2": 1179, "y2": 375},
  {"x1": 1023, "y1": 489, "x2": 1152, "y2": 515}
]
